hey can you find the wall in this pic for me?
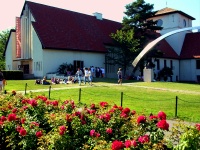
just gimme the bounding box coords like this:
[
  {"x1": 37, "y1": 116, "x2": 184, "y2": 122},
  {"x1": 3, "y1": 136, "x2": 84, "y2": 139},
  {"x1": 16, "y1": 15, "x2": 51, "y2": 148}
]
[
  {"x1": 180, "y1": 59, "x2": 200, "y2": 81},
  {"x1": 42, "y1": 49, "x2": 105, "y2": 78}
]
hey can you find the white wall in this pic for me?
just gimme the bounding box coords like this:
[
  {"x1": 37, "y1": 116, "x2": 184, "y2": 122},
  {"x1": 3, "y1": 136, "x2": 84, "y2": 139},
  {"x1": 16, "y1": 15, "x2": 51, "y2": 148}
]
[
  {"x1": 32, "y1": 27, "x2": 44, "y2": 78},
  {"x1": 180, "y1": 59, "x2": 200, "y2": 81},
  {"x1": 42, "y1": 49, "x2": 105, "y2": 77},
  {"x1": 5, "y1": 32, "x2": 18, "y2": 70}
]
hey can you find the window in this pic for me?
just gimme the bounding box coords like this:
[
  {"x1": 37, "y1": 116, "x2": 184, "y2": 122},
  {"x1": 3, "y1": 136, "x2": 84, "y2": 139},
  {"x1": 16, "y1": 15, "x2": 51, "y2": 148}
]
[
  {"x1": 196, "y1": 60, "x2": 200, "y2": 69},
  {"x1": 170, "y1": 60, "x2": 173, "y2": 69},
  {"x1": 183, "y1": 19, "x2": 186, "y2": 27},
  {"x1": 164, "y1": 60, "x2": 167, "y2": 68},
  {"x1": 157, "y1": 19, "x2": 163, "y2": 27},
  {"x1": 156, "y1": 59, "x2": 160, "y2": 70}
]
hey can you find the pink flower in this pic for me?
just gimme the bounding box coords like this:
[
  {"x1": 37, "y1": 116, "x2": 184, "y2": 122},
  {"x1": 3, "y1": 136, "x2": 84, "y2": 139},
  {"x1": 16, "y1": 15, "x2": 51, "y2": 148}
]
[
  {"x1": 124, "y1": 140, "x2": 131, "y2": 148},
  {"x1": 12, "y1": 108, "x2": 18, "y2": 113},
  {"x1": 7, "y1": 113, "x2": 17, "y2": 121},
  {"x1": 131, "y1": 110, "x2": 136, "y2": 115},
  {"x1": 157, "y1": 111, "x2": 166, "y2": 120},
  {"x1": 106, "y1": 128, "x2": 113, "y2": 134},
  {"x1": 122, "y1": 108, "x2": 130, "y2": 114},
  {"x1": 29, "y1": 99, "x2": 38, "y2": 107},
  {"x1": 59, "y1": 126, "x2": 66, "y2": 132},
  {"x1": 36, "y1": 131, "x2": 43, "y2": 137},
  {"x1": 100, "y1": 102, "x2": 108, "y2": 108},
  {"x1": 131, "y1": 140, "x2": 137, "y2": 147},
  {"x1": 137, "y1": 115, "x2": 146, "y2": 124},
  {"x1": 21, "y1": 118, "x2": 26, "y2": 124},
  {"x1": 16, "y1": 126, "x2": 21, "y2": 132},
  {"x1": 66, "y1": 114, "x2": 72, "y2": 122},
  {"x1": 1, "y1": 116, "x2": 7, "y2": 122},
  {"x1": 111, "y1": 140, "x2": 124, "y2": 150},
  {"x1": 19, "y1": 128, "x2": 27, "y2": 136},
  {"x1": 90, "y1": 103, "x2": 95, "y2": 109},
  {"x1": 195, "y1": 124, "x2": 200, "y2": 130},
  {"x1": 150, "y1": 115, "x2": 158, "y2": 120},
  {"x1": 90, "y1": 129, "x2": 95, "y2": 137},
  {"x1": 157, "y1": 120, "x2": 169, "y2": 130},
  {"x1": 138, "y1": 135, "x2": 149, "y2": 144},
  {"x1": 52, "y1": 100, "x2": 58, "y2": 106}
]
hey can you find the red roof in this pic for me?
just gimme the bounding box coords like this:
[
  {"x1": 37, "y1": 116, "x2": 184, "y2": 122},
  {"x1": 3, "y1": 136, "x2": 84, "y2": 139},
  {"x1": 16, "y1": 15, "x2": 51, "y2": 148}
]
[
  {"x1": 25, "y1": 1, "x2": 122, "y2": 52},
  {"x1": 180, "y1": 32, "x2": 200, "y2": 59}
]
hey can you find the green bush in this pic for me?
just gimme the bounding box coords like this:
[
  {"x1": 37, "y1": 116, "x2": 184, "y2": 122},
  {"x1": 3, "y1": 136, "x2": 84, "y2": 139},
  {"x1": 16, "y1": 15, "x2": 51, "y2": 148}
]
[{"x1": 2, "y1": 70, "x2": 23, "y2": 80}]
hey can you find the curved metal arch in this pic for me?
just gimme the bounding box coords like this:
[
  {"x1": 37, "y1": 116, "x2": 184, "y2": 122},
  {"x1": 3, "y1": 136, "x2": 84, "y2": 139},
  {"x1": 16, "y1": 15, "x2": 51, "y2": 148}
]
[{"x1": 132, "y1": 26, "x2": 200, "y2": 68}]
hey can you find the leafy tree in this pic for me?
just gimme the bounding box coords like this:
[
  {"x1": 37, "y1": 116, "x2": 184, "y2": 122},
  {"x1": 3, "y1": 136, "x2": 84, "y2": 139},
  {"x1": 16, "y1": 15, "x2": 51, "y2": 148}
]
[
  {"x1": 108, "y1": 0, "x2": 163, "y2": 76},
  {"x1": 0, "y1": 30, "x2": 10, "y2": 69},
  {"x1": 107, "y1": 29, "x2": 139, "y2": 76}
]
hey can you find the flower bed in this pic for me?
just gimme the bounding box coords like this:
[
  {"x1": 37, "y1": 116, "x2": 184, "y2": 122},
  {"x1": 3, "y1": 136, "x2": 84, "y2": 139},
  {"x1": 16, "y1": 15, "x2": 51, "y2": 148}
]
[{"x1": 0, "y1": 91, "x2": 199, "y2": 149}]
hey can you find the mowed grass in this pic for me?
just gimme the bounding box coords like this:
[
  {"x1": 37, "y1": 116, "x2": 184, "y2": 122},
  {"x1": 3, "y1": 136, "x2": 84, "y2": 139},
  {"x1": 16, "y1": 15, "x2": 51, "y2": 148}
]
[{"x1": 4, "y1": 78, "x2": 200, "y2": 122}]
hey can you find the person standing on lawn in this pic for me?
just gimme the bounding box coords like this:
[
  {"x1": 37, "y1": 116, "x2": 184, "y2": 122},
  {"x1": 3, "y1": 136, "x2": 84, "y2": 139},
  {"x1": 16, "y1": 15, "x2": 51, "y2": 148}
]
[
  {"x1": 0, "y1": 70, "x2": 4, "y2": 92},
  {"x1": 117, "y1": 68, "x2": 122, "y2": 85},
  {"x1": 76, "y1": 68, "x2": 83, "y2": 86}
]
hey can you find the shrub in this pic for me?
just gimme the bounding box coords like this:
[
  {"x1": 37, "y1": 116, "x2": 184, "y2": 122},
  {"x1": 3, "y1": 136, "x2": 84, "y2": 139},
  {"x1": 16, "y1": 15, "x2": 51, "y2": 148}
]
[{"x1": 0, "y1": 92, "x2": 199, "y2": 149}]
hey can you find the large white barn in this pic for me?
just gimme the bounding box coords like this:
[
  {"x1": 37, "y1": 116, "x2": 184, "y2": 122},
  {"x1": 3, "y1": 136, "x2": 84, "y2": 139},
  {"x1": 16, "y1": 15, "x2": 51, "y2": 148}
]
[{"x1": 4, "y1": 1, "x2": 200, "y2": 82}]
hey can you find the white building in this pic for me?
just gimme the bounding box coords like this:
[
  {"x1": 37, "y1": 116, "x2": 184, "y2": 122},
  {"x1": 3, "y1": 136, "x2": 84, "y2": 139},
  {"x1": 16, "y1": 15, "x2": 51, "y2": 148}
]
[{"x1": 4, "y1": 2, "x2": 200, "y2": 82}]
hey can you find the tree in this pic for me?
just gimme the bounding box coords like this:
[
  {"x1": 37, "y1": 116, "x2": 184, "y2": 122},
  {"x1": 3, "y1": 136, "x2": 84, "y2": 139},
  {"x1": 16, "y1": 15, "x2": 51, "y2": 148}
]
[
  {"x1": 109, "y1": 0, "x2": 163, "y2": 76},
  {"x1": 0, "y1": 30, "x2": 10, "y2": 69},
  {"x1": 107, "y1": 29, "x2": 139, "y2": 76}
]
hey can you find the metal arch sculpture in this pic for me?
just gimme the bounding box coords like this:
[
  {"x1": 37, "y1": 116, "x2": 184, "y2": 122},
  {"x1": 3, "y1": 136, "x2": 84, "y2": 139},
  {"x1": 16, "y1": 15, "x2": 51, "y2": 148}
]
[{"x1": 132, "y1": 26, "x2": 200, "y2": 68}]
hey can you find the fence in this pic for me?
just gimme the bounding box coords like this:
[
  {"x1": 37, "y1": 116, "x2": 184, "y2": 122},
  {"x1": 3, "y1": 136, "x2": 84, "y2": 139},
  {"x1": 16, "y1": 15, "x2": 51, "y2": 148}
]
[{"x1": 22, "y1": 83, "x2": 200, "y2": 121}]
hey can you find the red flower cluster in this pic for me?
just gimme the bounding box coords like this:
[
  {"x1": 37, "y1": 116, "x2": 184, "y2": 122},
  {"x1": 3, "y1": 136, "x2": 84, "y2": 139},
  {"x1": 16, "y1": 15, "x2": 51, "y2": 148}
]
[
  {"x1": 59, "y1": 125, "x2": 66, "y2": 135},
  {"x1": 124, "y1": 139, "x2": 137, "y2": 148},
  {"x1": 137, "y1": 115, "x2": 146, "y2": 124},
  {"x1": 36, "y1": 131, "x2": 43, "y2": 137},
  {"x1": 7, "y1": 113, "x2": 17, "y2": 121},
  {"x1": 100, "y1": 101, "x2": 108, "y2": 108},
  {"x1": 157, "y1": 120, "x2": 169, "y2": 131},
  {"x1": 157, "y1": 111, "x2": 167, "y2": 120},
  {"x1": 196, "y1": 124, "x2": 200, "y2": 131},
  {"x1": 138, "y1": 135, "x2": 149, "y2": 144},
  {"x1": 90, "y1": 129, "x2": 100, "y2": 138},
  {"x1": 111, "y1": 140, "x2": 124, "y2": 150},
  {"x1": 106, "y1": 128, "x2": 113, "y2": 134}
]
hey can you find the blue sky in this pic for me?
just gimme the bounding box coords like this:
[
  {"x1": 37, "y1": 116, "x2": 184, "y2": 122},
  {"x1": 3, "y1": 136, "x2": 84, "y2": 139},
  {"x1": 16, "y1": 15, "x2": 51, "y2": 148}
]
[{"x1": 0, "y1": 0, "x2": 199, "y2": 32}]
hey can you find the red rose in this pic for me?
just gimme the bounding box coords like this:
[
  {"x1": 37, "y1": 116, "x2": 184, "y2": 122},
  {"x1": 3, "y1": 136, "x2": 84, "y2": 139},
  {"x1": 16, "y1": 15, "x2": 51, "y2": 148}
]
[
  {"x1": 52, "y1": 100, "x2": 58, "y2": 106},
  {"x1": 7, "y1": 113, "x2": 17, "y2": 121},
  {"x1": 122, "y1": 108, "x2": 130, "y2": 114},
  {"x1": 157, "y1": 111, "x2": 166, "y2": 120},
  {"x1": 100, "y1": 102, "x2": 108, "y2": 108},
  {"x1": 106, "y1": 128, "x2": 113, "y2": 134},
  {"x1": 90, "y1": 129, "x2": 95, "y2": 137},
  {"x1": 157, "y1": 120, "x2": 169, "y2": 130},
  {"x1": 21, "y1": 118, "x2": 26, "y2": 124},
  {"x1": 1, "y1": 116, "x2": 6, "y2": 122},
  {"x1": 36, "y1": 131, "x2": 43, "y2": 137},
  {"x1": 111, "y1": 140, "x2": 124, "y2": 150},
  {"x1": 29, "y1": 99, "x2": 38, "y2": 107},
  {"x1": 195, "y1": 124, "x2": 200, "y2": 130},
  {"x1": 19, "y1": 128, "x2": 27, "y2": 136},
  {"x1": 131, "y1": 140, "x2": 137, "y2": 147},
  {"x1": 138, "y1": 135, "x2": 149, "y2": 144},
  {"x1": 137, "y1": 115, "x2": 146, "y2": 124},
  {"x1": 59, "y1": 126, "x2": 66, "y2": 132},
  {"x1": 124, "y1": 140, "x2": 131, "y2": 148}
]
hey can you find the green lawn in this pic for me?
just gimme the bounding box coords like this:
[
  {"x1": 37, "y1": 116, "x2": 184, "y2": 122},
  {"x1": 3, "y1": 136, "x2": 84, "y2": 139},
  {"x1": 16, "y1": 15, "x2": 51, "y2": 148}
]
[{"x1": 4, "y1": 78, "x2": 200, "y2": 122}]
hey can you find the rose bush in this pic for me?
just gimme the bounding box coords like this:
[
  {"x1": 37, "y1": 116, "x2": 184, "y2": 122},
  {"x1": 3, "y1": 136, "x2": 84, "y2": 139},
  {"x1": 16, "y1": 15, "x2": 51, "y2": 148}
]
[{"x1": 0, "y1": 91, "x2": 199, "y2": 149}]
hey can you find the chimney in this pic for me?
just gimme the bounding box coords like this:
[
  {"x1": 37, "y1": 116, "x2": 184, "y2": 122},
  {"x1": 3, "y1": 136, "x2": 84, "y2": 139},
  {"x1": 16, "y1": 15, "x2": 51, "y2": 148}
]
[{"x1": 93, "y1": 12, "x2": 103, "y2": 20}]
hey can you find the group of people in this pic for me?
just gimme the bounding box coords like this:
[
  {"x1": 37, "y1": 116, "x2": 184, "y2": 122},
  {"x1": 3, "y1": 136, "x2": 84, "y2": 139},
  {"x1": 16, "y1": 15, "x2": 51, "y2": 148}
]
[
  {"x1": 34, "y1": 67, "x2": 123, "y2": 86},
  {"x1": 76, "y1": 67, "x2": 93, "y2": 86}
]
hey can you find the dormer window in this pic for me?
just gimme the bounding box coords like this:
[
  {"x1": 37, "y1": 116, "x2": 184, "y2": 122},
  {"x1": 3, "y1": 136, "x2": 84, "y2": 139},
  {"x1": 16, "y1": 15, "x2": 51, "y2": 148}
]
[{"x1": 183, "y1": 19, "x2": 186, "y2": 27}]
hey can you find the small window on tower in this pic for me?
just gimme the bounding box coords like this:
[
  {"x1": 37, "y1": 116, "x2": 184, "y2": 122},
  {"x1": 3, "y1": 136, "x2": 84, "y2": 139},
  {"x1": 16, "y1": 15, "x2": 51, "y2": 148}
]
[{"x1": 157, "y1": 19, "x2": 163, "y2": 27}]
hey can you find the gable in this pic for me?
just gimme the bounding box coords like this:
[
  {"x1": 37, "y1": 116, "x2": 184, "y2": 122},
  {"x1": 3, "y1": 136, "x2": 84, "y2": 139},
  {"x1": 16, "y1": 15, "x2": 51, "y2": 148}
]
[{"x1": 25, "y1": 1, "x2": 122, "y2": 53}]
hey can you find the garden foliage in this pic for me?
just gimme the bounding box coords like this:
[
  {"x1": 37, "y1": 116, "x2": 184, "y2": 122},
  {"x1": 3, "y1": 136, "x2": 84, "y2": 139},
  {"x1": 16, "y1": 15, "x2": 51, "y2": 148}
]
[{"x1": 0, "y1": 91, "x2": 199, "y2": 149}]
